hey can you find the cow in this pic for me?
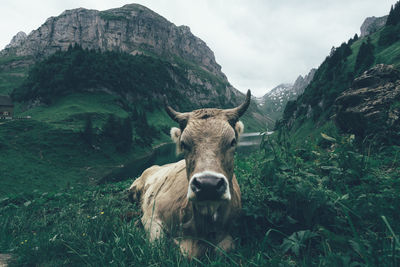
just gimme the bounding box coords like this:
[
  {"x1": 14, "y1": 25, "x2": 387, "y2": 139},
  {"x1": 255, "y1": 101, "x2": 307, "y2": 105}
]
[{"x1": 128, "y1": 90, "x2": 251, "y2": 258}]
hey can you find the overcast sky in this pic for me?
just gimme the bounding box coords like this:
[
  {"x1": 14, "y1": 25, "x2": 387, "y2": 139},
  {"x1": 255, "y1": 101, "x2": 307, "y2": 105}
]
[{"x1": 0, "y1": 0, "x2": 394, "y2": 96}]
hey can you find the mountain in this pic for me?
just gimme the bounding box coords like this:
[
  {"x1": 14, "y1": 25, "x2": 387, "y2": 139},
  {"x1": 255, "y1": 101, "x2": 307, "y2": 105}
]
[
  {"x1": 277, "y1": 3, "x2": 400, "y2": 145},
  {"x1": 1, "y1": 4, "x2": 224, "y2": 80},
  {"x1": 0, "y1": 4, "x2": 267, "y2": 196},
  {"x1": 258, "y1": 68, "x2": 316, "y2": 126},
  {"x1": 0, "y1": 4, "x2": 266, "y2": 130},
  {"x1": 360, "y1": 16, "x2": 388, "y2": 37}
]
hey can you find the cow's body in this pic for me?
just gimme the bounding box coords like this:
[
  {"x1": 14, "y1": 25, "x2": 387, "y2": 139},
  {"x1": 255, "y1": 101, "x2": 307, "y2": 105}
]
[
  {"x1": 129, "y1": 159, "x2": 241, "y2": 257},
  {"x1": 128, "y1": 90, "x2": 251, "y2": 258}
]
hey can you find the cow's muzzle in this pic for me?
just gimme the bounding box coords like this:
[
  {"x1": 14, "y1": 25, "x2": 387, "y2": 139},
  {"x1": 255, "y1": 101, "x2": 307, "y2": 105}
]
[{"x1": 187, "y1": 171, "x2": 231, "y2": 201}]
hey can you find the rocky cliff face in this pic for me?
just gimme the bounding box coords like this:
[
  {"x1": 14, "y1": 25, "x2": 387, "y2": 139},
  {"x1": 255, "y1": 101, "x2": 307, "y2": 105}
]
[
  {"x1": 5, "y1": 31, "x2": 27, "y2": 49},
  {"x1": 0, "y1": 4, "x2": 268, "y2": 129},
  {"x1": 334, "y1": 64, "x2": 400, "y2": 144},
  {"x1": 360, "y1": 16, "x2": 388, "y2": 37},
  {"x1": 1, "y1": 4, "x2": 225, "y2": 80},
  {"x1": 292, "y1": 68, "x2": 316, "y2": 95}
]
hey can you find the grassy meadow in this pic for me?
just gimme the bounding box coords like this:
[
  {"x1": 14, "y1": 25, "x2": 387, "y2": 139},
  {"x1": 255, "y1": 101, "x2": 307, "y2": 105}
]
[{"x1": 1, "y1": 126, "x2": 399, "y2": 266}]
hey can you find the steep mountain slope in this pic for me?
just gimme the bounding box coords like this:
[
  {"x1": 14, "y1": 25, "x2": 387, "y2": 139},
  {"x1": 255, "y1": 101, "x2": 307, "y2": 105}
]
[
  {"x1": 0, "y1": 4, "x2": 266, "y2": 130},
  {"x1": 0, "y1": 4, "x2": 267, "y2": 195},
  {"x1": 278, "y1": 3, "x2": 400, "y2": 145}
]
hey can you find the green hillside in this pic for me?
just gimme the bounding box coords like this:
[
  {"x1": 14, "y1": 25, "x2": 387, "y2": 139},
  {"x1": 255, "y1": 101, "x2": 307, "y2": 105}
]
[
  {"x1": 0, "y1": 55, "x2": 30, "y2": 95},
  {"x1": 278, "y1": 11, "x2": 400, "y2": 143},
  {"x1": 0, "y1": 45, "x2": 265, "y2": 197},
  {"x1": 0, "y1": 119, "x2": 140, "y2": 196}
]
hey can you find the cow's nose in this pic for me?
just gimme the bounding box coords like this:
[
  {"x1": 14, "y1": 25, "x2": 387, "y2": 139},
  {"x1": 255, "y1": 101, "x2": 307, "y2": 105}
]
[{"x1": 190, "y1": 175, "x2": 227, "y2": 201}]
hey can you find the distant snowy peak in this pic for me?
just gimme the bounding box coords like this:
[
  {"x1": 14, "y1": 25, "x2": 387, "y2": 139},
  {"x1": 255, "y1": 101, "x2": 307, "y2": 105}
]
[
  {"x1": 259, "y1": 68, "x2": 316, "y2": 121},
  {"x1": 264, "y1": 83, "x2": 293, "y2": 101},
  {"x1": 262, "y1": 68, "x2": 316, "y2": 102}
]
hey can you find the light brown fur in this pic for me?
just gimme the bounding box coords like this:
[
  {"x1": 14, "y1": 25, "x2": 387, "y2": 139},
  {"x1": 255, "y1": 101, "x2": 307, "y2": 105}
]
[
  {"x1": 128, "y1": 91, "x2": 251, "y2": 258},
  {"x1": 129, "y1": 159, "x2": 241, "y2": 257}
]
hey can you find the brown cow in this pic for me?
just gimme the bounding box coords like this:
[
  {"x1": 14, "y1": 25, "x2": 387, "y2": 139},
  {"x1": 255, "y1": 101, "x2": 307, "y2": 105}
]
[{"x1": 128, "y1": 90, "x2": 251, "y2": 258}]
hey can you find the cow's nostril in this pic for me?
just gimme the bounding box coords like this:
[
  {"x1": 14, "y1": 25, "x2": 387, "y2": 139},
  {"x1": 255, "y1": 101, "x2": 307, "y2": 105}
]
[
  {"x1": 191, "y1": 178, "x2": 202, "y2": 193},
  {"x1": 190, "y1": 175, "x2": 228, "y2": 201},
  {"x1": 216, "y1": 179, "x2": 226, "y2": 193}
]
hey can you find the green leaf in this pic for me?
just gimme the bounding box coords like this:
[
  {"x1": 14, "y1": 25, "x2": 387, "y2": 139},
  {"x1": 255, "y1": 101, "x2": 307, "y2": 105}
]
[{"x1": 320, "y1": 133, "x2": 337, "y2": 142}]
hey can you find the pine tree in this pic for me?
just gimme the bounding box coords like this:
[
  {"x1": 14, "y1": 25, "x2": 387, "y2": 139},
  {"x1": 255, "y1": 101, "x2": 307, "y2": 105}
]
[
  {"x1": 135, "y1": 111, "x2": 155, "y2": 147},
  {"x1": 348, "y1": 33, "x2": 359, "y2": 46},
  {"x1": 117, "y1": 117, "x2": 133, "y2": 152},
  {"x1": 82, "y1": 115, "x2": 94, "y2": 146},
  {"x1": 386, "y1": 1, "x2": 400, "y2": 26},
  {"x1": 354, "y1": 39, "x2": 375, "y2": 75},
  {"x1": 387, "y1": 5, "x2": 395, "y2": 26},
  {"x1": 102, "y1": 114, "x2": 118, "y2": 139}
]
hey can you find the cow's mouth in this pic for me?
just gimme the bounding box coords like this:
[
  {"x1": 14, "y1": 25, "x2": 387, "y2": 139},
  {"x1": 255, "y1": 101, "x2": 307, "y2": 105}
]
[{"x1": 187, "y1": 171, "x2": 231, "y2": 201}]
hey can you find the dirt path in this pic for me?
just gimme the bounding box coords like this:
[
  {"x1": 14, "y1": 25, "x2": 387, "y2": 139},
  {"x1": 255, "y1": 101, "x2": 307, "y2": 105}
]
[{"x1": 0, "y1": 254, "x2": 11, "y2": 267}]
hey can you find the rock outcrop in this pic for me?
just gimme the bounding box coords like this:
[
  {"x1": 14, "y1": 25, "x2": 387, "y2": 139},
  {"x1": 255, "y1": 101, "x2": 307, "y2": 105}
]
[
  {"x1": 334, "y1": 64, "x2": 400, "y2": 144},
  {"x1": 5, "y1": 31, "x2": 27, "y2": 49},
  {"x1": 360, "y1": 16, "x2": 388, "y2": 37},
  {"x1": 292, "y1": 68, "x2": 316, "y2": 95},
  {"x1": 1, "y1": 4, "x2": 225, "y2": 80}
]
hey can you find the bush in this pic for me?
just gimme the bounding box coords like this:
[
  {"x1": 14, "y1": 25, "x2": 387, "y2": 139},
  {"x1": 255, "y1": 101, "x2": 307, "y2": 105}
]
[{"x1": 234, "y1": 131, "x2": 400, "y2": 265}]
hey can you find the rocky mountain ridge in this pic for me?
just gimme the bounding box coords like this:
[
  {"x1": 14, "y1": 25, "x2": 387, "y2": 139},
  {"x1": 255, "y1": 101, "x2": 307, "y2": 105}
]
[
  {"x1": 5, "y1": 31, "x2": 27, "y2": 49},
  {"x1": 1, "y1": 4, "x2": 225, "y2": 81},
  {"x1": 0, "y1": 4, "x2": 267, "y2": 129}
]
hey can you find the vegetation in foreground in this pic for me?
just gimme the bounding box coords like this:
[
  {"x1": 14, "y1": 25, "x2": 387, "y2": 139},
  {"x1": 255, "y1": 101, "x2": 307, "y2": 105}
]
[{"x1": 1, "y1": 128, "x2": 399, "y2": 266}]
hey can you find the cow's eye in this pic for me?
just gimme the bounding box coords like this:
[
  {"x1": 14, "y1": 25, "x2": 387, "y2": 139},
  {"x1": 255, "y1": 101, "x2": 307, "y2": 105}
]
[
  {"x1": 181, "y1": 141, "x2": 189, "y2": 151},
  {"x1": 230, "y1": 138, "x2": 237, "y2": 147}
]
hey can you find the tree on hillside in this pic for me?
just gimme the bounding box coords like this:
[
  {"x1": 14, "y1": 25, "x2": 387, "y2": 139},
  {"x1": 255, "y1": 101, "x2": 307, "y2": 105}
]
[
  {"x1": 354, "y1": 39, "x2": 375, "y2": 75},
  {"x1": 378, "y1": 24, "x2": 400, "y2": 46},
  {"x1": 378, "y1": 1, "x2": 400, "y2": 47},
  {"x1": 135, "y1": 111, "x2": 158, "y2": 147},
  {"x1": 348, "y1": 34, "x2": 358, "y2": 46},
  {"x1": 117, "y1": 117, "x2": 133, "y2": 152},
  {"x1": 102, "y1": 114, "x2": 118, "y2": 139},
  {"x1": 82, "y1": 115, "x2": 94, "y2": 146},
  {"x1": 11, "y1": 46, "x2": 175, "y2": 105},
  {"x1": 386, "y1": 1, "x2": 400, "y2": 26}
]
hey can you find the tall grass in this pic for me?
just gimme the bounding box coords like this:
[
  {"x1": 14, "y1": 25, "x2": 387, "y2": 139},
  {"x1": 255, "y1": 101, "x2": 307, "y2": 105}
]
[{"x1": 1, "y1": 130, "x2": 399, "y2": 266}]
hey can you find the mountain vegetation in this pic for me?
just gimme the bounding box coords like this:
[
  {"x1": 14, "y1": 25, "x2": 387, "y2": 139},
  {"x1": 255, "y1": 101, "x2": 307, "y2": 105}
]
[
  {"x1": 277, "y1": 2, "x2": 400, "y2": 143},
  {"x1": 12, "y1": 45, "x2": 177, "y2": 107}
]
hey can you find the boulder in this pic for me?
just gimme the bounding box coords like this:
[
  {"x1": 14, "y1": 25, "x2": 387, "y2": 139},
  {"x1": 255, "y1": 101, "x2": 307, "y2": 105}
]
[{"x1": 334, "y1": 64, "x2": 400, "y2": 144}]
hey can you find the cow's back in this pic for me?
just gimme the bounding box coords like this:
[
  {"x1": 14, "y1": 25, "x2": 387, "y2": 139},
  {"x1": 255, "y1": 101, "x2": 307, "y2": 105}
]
[{"x1": 128, "y1": 160, "x2": 188, "y2": 234}]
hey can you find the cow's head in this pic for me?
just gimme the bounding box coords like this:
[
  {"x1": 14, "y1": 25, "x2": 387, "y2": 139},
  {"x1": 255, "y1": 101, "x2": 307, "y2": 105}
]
[{"x1": 166, "y1": 90, "x2": 251, "y2": 203}]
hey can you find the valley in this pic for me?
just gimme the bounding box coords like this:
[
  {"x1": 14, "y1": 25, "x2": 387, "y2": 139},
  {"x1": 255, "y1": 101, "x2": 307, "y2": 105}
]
[{"x1": 1, "y1": 2, "x2": 400, "y2": 266}]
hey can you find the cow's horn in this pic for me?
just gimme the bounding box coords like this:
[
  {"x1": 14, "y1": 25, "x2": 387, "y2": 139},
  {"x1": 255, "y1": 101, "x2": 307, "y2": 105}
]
[
  {"x1": 164, "y1": 96, "x2": 189, "y2": 129},
  {"x1": 225, "y1": 89, "x2": 251, "y2": 124}
]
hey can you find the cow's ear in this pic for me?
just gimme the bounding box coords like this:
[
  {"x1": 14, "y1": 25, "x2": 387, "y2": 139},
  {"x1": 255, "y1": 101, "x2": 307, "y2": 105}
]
[
  {"x1": 170, "y1": 127, "x2": 182, "y2": 154},
  {"x1": 235, "y1": 121, "x2": 244, "y2": 137},
  {"x1": 170, "y1": 127, "x2": 181, "y2": 143}
]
